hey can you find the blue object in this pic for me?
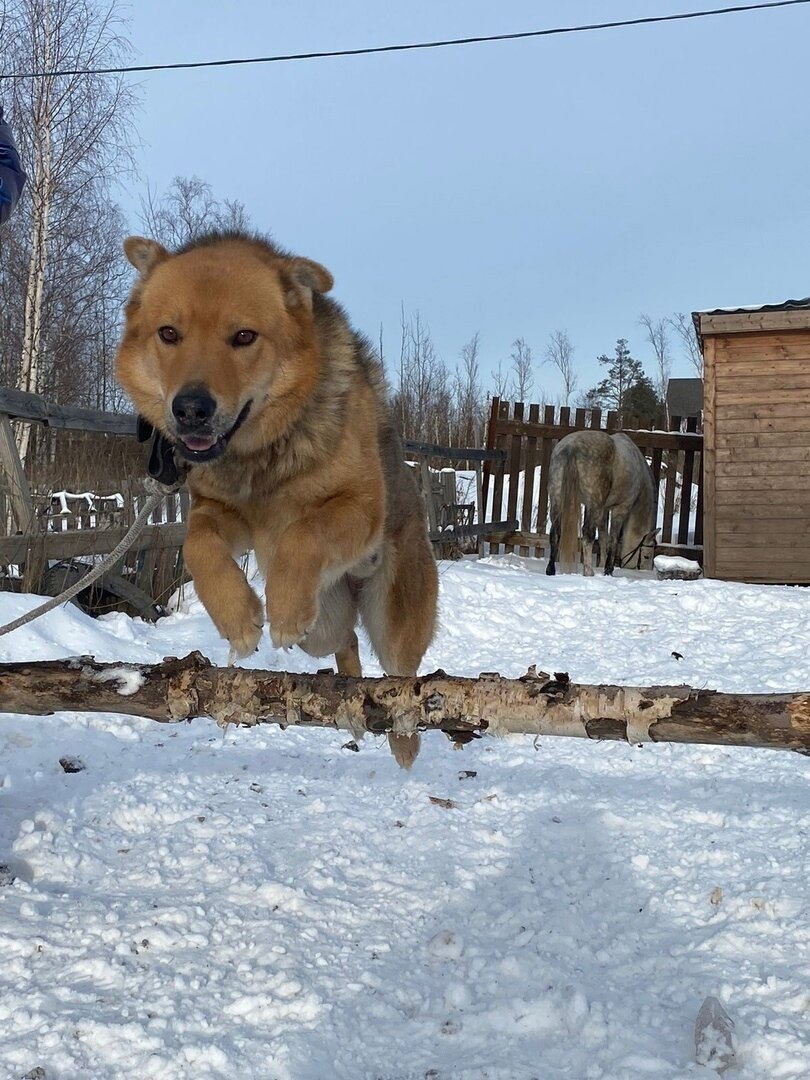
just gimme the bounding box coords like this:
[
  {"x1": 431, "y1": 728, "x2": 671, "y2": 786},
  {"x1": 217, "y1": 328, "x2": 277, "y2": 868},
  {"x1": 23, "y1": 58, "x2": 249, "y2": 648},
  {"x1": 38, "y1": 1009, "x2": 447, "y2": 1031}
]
[{"x1": 0, "y1": 107, "x2": 27, "y2": 225}]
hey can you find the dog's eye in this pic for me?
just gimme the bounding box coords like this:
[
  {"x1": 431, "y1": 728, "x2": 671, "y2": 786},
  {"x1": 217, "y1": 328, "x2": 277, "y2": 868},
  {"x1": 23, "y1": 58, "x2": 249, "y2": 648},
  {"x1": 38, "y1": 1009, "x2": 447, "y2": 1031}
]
[
  {"x1": 158, "y1": 326, "x2": 180, "y2": 344},
  {"x1": 231, "y1": 329, "x2": 257, "y2": 347}
]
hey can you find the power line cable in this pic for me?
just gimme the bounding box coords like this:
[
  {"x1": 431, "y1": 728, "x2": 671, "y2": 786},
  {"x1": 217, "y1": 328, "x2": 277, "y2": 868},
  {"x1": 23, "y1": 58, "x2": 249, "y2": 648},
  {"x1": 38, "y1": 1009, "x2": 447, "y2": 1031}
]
[{"x1": 0, "y1": 0, "x2": 808, "y2": 80}]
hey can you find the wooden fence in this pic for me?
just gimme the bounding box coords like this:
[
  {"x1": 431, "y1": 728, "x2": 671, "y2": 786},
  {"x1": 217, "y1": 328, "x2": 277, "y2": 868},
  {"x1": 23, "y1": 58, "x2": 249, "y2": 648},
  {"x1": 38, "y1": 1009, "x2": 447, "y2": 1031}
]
[
  {"x1": 0, "y1": 390, "x2": 518, "y2": 614},
  {"x1": 482, "y1": 399, "x2": 704, "y2": 564},
  {"x1": 0, "y1": 390, "x2": 187, "y2": 616}
]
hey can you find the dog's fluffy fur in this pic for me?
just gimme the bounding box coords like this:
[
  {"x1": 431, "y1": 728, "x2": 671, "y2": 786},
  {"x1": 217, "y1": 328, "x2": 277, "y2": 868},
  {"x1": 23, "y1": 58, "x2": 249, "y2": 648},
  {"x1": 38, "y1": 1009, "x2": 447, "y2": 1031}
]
[{"x1": 116, "y1": 231, "x2": 438, "y2": 767}]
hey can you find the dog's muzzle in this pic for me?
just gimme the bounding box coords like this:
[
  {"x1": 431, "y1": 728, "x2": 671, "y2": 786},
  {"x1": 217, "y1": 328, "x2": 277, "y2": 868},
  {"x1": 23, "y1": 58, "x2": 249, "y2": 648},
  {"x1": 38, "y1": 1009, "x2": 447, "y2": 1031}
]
[{"x1": 170, "y1": 388, "x2": 253, "y2": 464}]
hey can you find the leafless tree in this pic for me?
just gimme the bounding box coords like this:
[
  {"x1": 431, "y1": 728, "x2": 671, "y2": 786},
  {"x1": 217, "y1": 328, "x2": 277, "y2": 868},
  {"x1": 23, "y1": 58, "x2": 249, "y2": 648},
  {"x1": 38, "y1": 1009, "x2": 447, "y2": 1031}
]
[
  {"x1": 544, "y1": 329, "x2": 578, "y2": 405},
  {"x1": 491, "y1": 359, "x2": 509, "y2": 401},
  {"x1": 140, "y1": 175, "x2": 251, "y2": 247},
  {"x1": 639, "y1": 314, "x2": 673, "y2": 402},
  {"x1": 394, "y1": 308, "x2": 452, "y2": 445},
  {"x1": 2, "y1": 0, "x2": 138, "y2": 461},
  {"x1": 508, "y1": 337, "x2": 534, "y2": 403},
  {"x1": 668, "y1": 312, "x2": 703, "y2": 377},
  {"x1": 452, "y1": 332, "x2": 485, "y2": 447}
]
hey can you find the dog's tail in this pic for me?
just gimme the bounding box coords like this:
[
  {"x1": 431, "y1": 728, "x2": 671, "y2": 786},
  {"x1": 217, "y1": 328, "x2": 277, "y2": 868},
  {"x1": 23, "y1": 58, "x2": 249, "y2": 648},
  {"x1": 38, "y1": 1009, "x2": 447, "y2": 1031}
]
[
  {"x1": 557, "y1": 455, "x2": 581, "y2": 573},
  {"x1": 388, "y1": 732, "x2": 421, "y2": 770}
]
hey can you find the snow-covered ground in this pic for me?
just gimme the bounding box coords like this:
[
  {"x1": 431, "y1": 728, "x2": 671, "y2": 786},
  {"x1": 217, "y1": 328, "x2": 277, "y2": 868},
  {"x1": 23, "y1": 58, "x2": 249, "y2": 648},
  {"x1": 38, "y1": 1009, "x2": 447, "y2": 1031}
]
[{"x1": 0, "y1": 557, "x2": 808, "y2": 1079}]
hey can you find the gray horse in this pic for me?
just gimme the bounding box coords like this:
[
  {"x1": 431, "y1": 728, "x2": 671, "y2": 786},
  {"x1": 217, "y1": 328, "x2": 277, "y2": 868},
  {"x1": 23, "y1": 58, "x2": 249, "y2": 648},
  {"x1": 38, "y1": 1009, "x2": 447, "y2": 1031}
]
[{"x1": 546, "y1": 430, "x2": 657, "y2": 576}]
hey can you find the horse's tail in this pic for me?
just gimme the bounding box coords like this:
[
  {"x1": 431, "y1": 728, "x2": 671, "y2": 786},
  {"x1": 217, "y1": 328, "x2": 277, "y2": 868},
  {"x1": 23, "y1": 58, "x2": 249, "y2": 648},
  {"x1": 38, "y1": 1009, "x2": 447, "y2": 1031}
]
[{"x1": 557, "y1": 455, "x2": 581, "y2": 573}]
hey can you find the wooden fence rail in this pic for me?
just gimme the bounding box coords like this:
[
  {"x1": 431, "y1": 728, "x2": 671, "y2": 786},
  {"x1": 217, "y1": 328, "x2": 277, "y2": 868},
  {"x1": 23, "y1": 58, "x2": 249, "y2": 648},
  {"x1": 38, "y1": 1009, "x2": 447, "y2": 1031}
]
[
  {"x1": 483, "y1": 399, "x2": 704, "y2": 563},
  {"x1": 0, "y1": 390, "x2": 515, "y2": 612}
]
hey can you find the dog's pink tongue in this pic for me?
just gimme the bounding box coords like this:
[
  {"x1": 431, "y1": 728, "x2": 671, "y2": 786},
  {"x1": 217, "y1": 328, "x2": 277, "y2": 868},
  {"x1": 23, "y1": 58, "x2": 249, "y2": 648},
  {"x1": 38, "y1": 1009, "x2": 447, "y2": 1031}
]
[{"x1": 182, "y1": 435, "x2": 217, "y2": 452}]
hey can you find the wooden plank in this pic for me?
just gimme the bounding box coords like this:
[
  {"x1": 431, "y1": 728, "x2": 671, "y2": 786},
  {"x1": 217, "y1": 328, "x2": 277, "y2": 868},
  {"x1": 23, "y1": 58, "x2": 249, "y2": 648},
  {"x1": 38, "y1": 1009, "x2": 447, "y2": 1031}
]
[
  {"x1": 403, "y1": 440, "x2": 506, "y2": 463},
  {"x1": 678, "y1": 416, "x2": 697, "y2": 546},
  {"x1": 419, "y1": 460, "x2": 438, "y2": 536},
  {"x1": 574, "y1": 408, "x2": 586, "y2": 429},
  {"x1": 559, "y1": 406, "x2": 571, "y2": 429},
  {"x1": 480, "y1": 396, "x2": 501, "y2": 534},
  {"x1": 0, "y1": 414, "x2": 36, "y2": 534},
  {"x1": 504, "y1": 403, "x2": 523, "y2": 555},
  {"x1": 702, "y1": 338, "x2": 717, "y2": 578},
  {"x1": 483, "y1": 529, "x2": 549, "y2": 548},
  {"x1": 488, "y1": 401, "x2": 510, "y2": 555},
  {"x1": 715, "y1": 473, "x2": 810, "y2": 491},
  {"x1": 716, "y1": 402, "x2": 810, "y2": 420},
  {"x1": 714, "y1": 333, "x2": 810, "y2": 357},
  {"x1": 714, "y1": 358, "x2": 810, "y2": 376},
  {"x1": 0, "y1": 522, "x2": 187, "y2": 565},
  {"x1": 716, "y1": 388, "x2": 810, "y2": 406},
  {"x1": 522, "y1": 404, "x2": 539, "y2": 548},
  {"x1": 660, "y1": 415, "x2": 680, "y2": 547},
  {"x1": 588, "y1": 408, "x2": 602, "y2": 429},
  {"x1": 605, "y1": 410, "x2": 618, "y2": 432},
  {"x1": 715, "y1": 373, "x2": 810, "y2": 394},
  {"x1": 717, "y1": 416, "x2": 810, "y2": 434},
  {"x1": 718, "y1": 459, "x2": 810, "y2": 476},
  {"x1": 0, "y1": 389, "x2": 137, "y2": 435},
  {"x1": 715, "y1": 492, "x2": 809, "y2": 509},
  {"x1": 716, "y1": 554, "x2": 810, "y2": 570},
  {"x1": 495, "y1": 418, "x2": 701, "y2": 451},
  {"x1": 715, "y1": 572, "x2": 810, "y2": 583},
  {"x1": 717, "y1": 518, "x2": 810, "y2": 534},
  {"x1": 717, "y1": 531, "x2": 810, "y2": 548},
  {"x1": 693, "y1": 442, "x2": 704, "y2": 549},
  {"x1": 697, "y1": 310, "x2": 810, "y2": 335},
  {"x1": 716, "y1": 444, "x2": 810, "y2": 462},
  {"x1": 714, "y1": 499, "x2": 809, "y2": 515},
  {"x1": 655, "y1": 543, "x2": 702, "y2": 563},
  {"x1": 534, "y1": 404, "x2": 556, "y2": 538},
  {"x1": 716, "y1": 429, "x2": 810, "y2": 448}
]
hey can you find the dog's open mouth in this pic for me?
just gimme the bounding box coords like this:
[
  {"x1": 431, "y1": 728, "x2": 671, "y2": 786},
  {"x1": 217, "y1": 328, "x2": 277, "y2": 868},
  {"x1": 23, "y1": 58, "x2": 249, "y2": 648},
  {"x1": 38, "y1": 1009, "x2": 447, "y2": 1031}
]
[{"x1": 175, "y1": 400, "x2": 252, "y2": 463}]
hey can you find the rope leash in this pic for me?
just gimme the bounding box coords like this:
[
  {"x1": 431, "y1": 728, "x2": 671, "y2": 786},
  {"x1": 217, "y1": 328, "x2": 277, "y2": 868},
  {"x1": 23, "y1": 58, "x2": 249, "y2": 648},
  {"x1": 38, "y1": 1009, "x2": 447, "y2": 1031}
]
[{"x1": 0, "y1": 477, "x2": 183, "y2": 639}]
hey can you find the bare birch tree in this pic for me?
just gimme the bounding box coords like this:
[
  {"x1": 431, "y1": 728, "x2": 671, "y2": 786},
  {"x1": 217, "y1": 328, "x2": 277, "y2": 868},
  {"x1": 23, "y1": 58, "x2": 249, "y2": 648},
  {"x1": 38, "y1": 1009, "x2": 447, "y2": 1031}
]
[
  {"x1": 544, "y1": 329, "x2": 578, "y2": 405},
  {"x1": 639, "y1": 314, "x2": 673, "y2": 402},
  {"x1": 507, "y1": 337, "x2": 534, "y2": 403},
  {"x1": 668, "y1": 312, "x2": 703, "y2": 377},
  {"x1": 140, "y1": 176, "x2": 251, "y2": 248},
  {"x1": 3, "y1": 0, "x2": 138, "y2": 461},
  {"x1": 452, "y1": 332, "x2": 485, "y2": 447}
]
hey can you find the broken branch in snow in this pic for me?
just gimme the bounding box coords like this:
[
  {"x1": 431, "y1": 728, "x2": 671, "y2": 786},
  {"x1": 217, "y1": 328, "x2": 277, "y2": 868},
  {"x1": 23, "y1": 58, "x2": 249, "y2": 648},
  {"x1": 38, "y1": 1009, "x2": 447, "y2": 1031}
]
[{"x1": 0, "y1": 652, "x2": 809, "y2": 754}]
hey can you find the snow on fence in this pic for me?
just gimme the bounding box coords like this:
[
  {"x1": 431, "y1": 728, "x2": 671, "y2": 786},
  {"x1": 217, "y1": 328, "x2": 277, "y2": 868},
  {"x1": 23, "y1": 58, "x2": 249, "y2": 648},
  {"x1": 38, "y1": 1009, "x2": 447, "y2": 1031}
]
[{"x1": 481, "y1": 398, "x2": 703, "y2": 564}]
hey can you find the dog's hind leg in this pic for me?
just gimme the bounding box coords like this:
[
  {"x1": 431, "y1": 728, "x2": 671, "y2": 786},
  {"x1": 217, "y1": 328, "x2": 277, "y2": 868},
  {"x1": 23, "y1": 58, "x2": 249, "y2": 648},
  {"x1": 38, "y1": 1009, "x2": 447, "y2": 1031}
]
[
  {"x1": 359, "y1": 527, "x2": 439, "y2": 769},
  {"x1": 298, "y1": 577, "x2": 359, "y2": 666},
  {"x1": 335, "y1": 631, "x2": 362, "y2": 677}
]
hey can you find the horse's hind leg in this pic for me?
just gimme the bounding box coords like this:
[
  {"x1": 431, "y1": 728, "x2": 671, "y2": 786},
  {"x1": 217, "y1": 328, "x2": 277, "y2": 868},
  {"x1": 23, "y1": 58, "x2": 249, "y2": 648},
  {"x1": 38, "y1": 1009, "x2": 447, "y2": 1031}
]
[
  {"x1": 581, "y1": 506, "x2": 599, "y2": 577},
  {"x1": 546, "y1": 509, "x2": 560, "y2": 575},
  {"x1": 603, "y1": 514, "x2": 625, "y2": 576}
]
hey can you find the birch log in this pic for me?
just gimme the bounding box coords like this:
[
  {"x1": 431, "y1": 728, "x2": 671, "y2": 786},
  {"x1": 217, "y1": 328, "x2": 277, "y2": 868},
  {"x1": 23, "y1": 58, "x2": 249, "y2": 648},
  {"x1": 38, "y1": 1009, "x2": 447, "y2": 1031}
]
[{"x1": 0, "y1": 652, "x2": 809, "y2": 753}]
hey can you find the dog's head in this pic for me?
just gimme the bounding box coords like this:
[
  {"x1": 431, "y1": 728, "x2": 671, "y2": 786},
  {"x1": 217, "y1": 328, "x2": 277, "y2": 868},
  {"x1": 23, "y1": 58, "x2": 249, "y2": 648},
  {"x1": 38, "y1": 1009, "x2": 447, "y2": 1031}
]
[{"x1": 116, "y1": 232, "x2": 334, "y2": 464}]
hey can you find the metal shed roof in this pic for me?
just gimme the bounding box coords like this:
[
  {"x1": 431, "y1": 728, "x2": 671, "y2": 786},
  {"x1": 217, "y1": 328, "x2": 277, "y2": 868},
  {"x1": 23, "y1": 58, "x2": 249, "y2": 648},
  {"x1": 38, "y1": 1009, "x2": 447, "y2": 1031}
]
[{"x1": 694, "y1": 297, "x2": 810, "y2": 316}]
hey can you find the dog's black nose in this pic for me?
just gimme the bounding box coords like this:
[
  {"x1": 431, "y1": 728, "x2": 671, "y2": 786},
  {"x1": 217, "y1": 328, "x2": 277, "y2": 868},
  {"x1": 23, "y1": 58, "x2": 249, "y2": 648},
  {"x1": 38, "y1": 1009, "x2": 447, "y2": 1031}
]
[{"x1": 172, "y1": 386, "x2": 216, "y2": 428}]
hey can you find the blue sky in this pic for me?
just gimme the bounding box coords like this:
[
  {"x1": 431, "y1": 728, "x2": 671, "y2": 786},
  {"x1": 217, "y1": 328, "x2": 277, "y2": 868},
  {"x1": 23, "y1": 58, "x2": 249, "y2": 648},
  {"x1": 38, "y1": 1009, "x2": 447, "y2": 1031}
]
[{"x1": 119, "y1": 0, "x2": 810, "y2": 399}]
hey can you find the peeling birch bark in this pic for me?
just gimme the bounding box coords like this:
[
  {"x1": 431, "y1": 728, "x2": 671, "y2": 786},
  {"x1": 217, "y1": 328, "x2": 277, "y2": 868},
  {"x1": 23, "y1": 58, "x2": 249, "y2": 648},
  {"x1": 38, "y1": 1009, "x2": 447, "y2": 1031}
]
[{"x1": 0, "y1": 653, "x2": 808, "y2": 754}]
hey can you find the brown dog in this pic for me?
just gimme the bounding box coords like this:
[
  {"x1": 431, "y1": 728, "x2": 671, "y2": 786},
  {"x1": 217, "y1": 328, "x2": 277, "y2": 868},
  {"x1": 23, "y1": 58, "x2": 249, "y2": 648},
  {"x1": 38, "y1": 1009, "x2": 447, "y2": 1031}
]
[{"x1": 116, "y1": 231, "x2": 438, "y2": 767}]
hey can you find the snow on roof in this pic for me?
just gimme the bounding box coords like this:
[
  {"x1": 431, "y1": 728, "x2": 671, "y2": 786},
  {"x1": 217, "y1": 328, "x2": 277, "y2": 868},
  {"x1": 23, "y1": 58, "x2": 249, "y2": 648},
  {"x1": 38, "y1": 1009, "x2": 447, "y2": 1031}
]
[{"x1": 693, "y1": 296, "x2": 810, "y2": 316}]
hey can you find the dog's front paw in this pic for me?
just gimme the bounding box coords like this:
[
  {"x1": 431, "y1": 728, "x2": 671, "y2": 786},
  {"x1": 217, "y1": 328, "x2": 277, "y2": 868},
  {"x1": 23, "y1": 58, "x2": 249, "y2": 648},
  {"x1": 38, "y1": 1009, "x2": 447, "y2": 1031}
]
[
  {"x1": 266, "y1": 579, "x2": 318, "y2": 650},
  {"x1": 216, "y1": 588, "x2": 264, "y2": 657}
]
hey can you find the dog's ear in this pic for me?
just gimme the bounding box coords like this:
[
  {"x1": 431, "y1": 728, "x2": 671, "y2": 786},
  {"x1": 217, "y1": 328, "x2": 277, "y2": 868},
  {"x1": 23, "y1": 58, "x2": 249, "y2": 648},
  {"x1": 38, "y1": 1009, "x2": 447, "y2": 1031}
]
[
  {"x1": 283, "y1": 257, "x2": 334, "y2": 308},
  {"x1": 124, "y1": 236, "x2": 170, "y2": 276}
]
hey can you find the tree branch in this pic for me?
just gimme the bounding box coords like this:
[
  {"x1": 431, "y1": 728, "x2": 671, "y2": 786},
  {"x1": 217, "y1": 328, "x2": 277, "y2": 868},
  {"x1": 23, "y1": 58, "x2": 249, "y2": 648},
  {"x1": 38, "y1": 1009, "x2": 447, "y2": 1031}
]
[{"x1": 0, "y1": 653, "x2": 808, "y2": 753}]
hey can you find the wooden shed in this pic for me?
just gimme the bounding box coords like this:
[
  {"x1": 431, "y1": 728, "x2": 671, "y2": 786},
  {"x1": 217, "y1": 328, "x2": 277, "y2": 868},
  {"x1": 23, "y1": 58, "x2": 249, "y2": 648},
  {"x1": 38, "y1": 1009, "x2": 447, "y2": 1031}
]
[{"x1": 694, "y1": 299, "x2": 810, "y2": 584}]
